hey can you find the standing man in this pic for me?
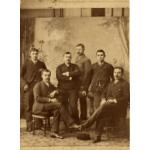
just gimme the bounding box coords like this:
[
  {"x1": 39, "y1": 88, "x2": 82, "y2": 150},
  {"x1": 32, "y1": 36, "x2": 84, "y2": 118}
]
[
  {"x1": 21, "y1": 47, "x2": 47, "y2": 132},
  {"x1": 33, "y1": 69, "x2": 80, "y2": 139},
  {"x1": 74, "y1": 43, "x2": 91, "y2": 121},
  {"x1": 56, "y1": 52, "x2": 81, "y2": 124},
  {"x1": 88, "y1": 49, "x2": 114, "y2": 114},
  {"x1": 80, "y1": 67, "x2": 130, "y2": 143}
]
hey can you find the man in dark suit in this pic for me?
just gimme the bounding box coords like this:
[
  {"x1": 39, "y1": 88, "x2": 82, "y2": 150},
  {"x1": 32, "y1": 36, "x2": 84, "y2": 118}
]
[
  {"x1": 56, "y1": 52, "x2": 81, "y2": 124},
  {"x1": 74, "y1": 44, "x2": 91, "y2": 121},
  {"x1": 33, "y1": 69, "x2": 79, "y2": 138},
  {"x1": 88, "y1": 49, "x2": 114, "y2": 115},
  {"x1": 80, "y1": 67, "x2": 130, "y2": 143},
  {"x1": 21, "y1": 47, "x2": 47, "y2": 131}
]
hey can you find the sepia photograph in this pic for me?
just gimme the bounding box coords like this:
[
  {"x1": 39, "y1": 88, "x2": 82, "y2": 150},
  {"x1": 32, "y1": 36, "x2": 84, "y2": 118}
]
[{"x1": 20, "y1": 0, "x2": 130, "y2": 149}]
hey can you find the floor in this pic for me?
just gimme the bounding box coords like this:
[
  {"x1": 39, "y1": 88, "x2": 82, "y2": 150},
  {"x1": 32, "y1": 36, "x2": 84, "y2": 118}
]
[{"x1": 20, "y1": 119, "x2": 129, "y2": 150}]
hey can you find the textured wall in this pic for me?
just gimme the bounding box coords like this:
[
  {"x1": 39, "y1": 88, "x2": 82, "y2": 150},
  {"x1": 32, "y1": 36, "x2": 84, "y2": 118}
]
[
  {"x1": 21, "y1": 0, "x2": 129, "y2": 9},
  {"x1": 34, "y1": 17, "x2": 129, "y2": 85}
]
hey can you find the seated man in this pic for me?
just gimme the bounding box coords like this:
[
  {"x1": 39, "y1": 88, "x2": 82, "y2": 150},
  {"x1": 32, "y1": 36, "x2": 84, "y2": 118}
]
[
  {"x1": 79, "y1": 67, "x2": 130, "y2": 143},
  {"x1": 32, "y1": 69, "x2": 79, "y2": 139}
]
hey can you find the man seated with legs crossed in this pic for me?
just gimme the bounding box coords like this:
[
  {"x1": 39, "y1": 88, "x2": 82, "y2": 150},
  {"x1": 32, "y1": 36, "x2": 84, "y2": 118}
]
[
  {"x1": 79, "y1": 67, "x2": 130, "y2": 143},
  {"x1": 32, "y1": 69, "x2": 79, "y2": 139}
]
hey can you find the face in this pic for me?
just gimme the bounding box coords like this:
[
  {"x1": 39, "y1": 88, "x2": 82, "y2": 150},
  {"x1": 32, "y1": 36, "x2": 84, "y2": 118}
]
[
  {"x1": 96, "y1": 52, "x2": 105, "y2": 62},
  {"x1": 113, "y1": 68, "x2": 123, "y2": 80},
  {"x1": 64, "y1": 53, "x2": 72, "y2": 64},
  {"x1": 42, "y1": 71, "x2": 51, "y2": 83},
  {"x1": 76, "y1": 46, "x2": 84, "y2": 56},
  {"x1": 30, "y1": 51, "x2": 38, "y2": 61}
]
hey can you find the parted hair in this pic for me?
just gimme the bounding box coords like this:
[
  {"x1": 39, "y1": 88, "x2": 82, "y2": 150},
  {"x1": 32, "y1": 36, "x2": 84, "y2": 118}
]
[
  {"x1": 76, "y1": 43, "x2": 85, "y2": 50},
  {"x1": 41, "y1": 69, "x2": 51, "y2": 76},
  {"x1": 63, "y1": 51, "x2": 72, "y2": 56},
  {"x1": 114, "y1": 66, "x2": 124, "y2": 74},
  {"x1": 96, "y1": 49, "x2": 106, "y2": 56},
  {"x1": 29, "y1": 45, "x2": 39, "y2": 53}
]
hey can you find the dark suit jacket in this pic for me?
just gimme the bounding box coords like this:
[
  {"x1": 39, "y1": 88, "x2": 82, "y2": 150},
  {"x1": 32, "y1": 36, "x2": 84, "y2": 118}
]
[
  {"x1": 56, "y1": 63, "x2": 81, "y2": 90},
  {"x1": 89, "y1": 62, "x2": 114, "y2": 93},
  {"x1": 21, "y1": 59, "x2": 46, "y2": 88},
  {"x1": 32, "y1": 81, "x2": 56, "y2": 114},
  {"x1": 103, "y1": 79, "x2": 130, "y2": 117},
  {"x1": 74, "y1": 54, "x2": 92, "y2": 90}
]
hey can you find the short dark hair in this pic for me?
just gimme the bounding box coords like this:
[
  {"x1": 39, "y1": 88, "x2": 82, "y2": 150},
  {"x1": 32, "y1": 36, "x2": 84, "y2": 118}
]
[
  {"x1": 29, "y1": 46, "x2": 39, "y2": 53},
  {"x1": 96, "y1": 49, "x2": 106, "y2": 56},
  {"x1": 76, "y1": 43, "x2": 85, "y2": 50},
  {"x1": 41, "y1": 69, "x2": 51, "y2": 76},
  {"x1": 114, "y1": 67, "x2": 124, "y2": 74},
  {"x1": 64, "y1": 51, "x2": 72, "y2": 56}
]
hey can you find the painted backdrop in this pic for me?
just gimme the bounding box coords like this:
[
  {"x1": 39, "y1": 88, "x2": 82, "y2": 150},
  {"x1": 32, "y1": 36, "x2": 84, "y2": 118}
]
[{"x1": 34, "y1": 17, "x2": 129, "y2": 85}]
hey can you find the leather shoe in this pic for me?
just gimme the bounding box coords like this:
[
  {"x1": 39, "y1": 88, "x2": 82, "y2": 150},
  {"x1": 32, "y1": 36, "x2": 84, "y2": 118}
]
[
  {"x1": 26, "y1": 127, "x2": 32, "y2": 132},
  {"x1": 69, "y1": 124, "x2": 80, "y2": 130},
  {"x1": 92, "y1": 135, "x2": 101, "y2": 143},
  {"x1": 26, "y1": 122, "x2": 33, "y2": 132},
  {"x1": 50, "y1": 133, "x2": 64, "y2": 139}
]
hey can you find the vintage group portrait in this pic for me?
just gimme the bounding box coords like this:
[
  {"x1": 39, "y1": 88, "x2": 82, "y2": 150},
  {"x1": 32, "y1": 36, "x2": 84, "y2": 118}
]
[{"x1": 20, "y1": 0, "x2": 130, "y2": 149}]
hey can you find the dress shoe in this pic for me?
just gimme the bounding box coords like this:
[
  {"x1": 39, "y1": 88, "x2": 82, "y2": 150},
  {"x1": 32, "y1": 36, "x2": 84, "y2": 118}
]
[
  {"x1": 26, "y1": 122, "x2": 33, "y2": 132},
  {"x1": 92, "y1": 135, "x2": 101, "y2": 143},
  {"x1": 69, "y1": 124, "x2": 80, "y2": 130},
  {"x1": 26, "y1": 127, "x2": 32, "y2": 132},
  {"x1": 50, "y1": 132, "x2": 64, "y2": 139}
]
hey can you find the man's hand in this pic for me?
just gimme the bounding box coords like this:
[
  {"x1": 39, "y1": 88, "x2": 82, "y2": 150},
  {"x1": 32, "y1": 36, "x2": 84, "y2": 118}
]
[
  {"x1": 81, "y1": 91, "x2": 87, "y2": 96},
  {"x1": 101, "y1": 98, "x2": 107, "y2": 105},
  {"x1": 49, "y1": 90, "x2": 58, "y2": 98},
  {"x1": 38, "y1": 68, "x2": 43, "y2": 72},
  {"x1": 87, "y1": 91, "x2": 94, "y2": 99},
  {"x1": 62, "y1": 72, "x2": 69, "y2": 77},
  {"x1": 107, "y1": 99, "x2": 114, "y2": 103},
  {"x1": 113, "y1": 99, "x2": 117, "y2": 103},
  {"x1": 50, "y1": 98, "x2": 58, "y2": 103},
  {"x1": 24, "y1": 84, "x2": 29, "y2": 92},
  {"x1": 107, "y1": 99, "x2": 117, "y2": 104},
  {"x1": 69, "y1": 77, "x2": 72, "y2": 80}
]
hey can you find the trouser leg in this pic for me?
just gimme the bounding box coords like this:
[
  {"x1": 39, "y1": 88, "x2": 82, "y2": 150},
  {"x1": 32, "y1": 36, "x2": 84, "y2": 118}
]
[
  {"x1": 94, "y1": 103, "x2": 118, "y2": 137},
  {"x1": 94, "y1": 118, "x2": 105, "y2": 138},
  {"x1": 24, "y1": 89, "x2": 34, "y2": 129},
  {"x1": 58, "y1": 92, "x2": 69, "y2": 112},
  {"x1": 20, "y1": 88, "x2": 25, "y2": 118},
  {"x1": 59, "y1": 104, "x2": 74, "y2": 127},
  {"x1": 44, "y1": 102, "x2": 74, "y2": 132},
  {"x1": 82, "y1": 102, "x2": 116, "y2": 128},
  {"x1": 93, "y1": 92, "x2": 102, "y2": 110},
  {"x1": 52, "y1": 109, "x2": 60, "y2": 133},
  {"x1": 88, "y1": 97, "x2": 94, "y2": 116},
  {"x1": 79, "y1": 96, "x2": 87, "y2": 120},
  {"x1": 58, "y1": 93, "x2": 72, "y2": 128},
  {"x1": 82, "y1": 102, "x2": 105, "y2": 128},
  {"x1": 68, "y1": 90, "x2": 79, "y2": 123},
  {"x1": 44, "y1": 102, "x2": 61, "y2": 133}
]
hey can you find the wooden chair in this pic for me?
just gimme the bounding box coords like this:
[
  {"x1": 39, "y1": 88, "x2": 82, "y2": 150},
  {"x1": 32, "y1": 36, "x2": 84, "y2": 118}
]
[
  {"x1": 104, "y1": 110, "x2": 129, "y2": 139},
  {"x1": 32, "y1": 112, "x2": 53, "y2": 136},
  {"x1": 103, "y1": 117, "x2": 119, "y2": 139}
]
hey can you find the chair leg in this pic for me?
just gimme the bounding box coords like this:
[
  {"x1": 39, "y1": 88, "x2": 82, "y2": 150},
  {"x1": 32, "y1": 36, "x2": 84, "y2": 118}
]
[
  {"x1": 106, "y1": 128, "x2": 109, "y2": 140},
  {"x1": 32, "y1": 117, "x2": 35, "y2": 135},
  {"x1": 43, "y1": 119, "x2": 46, "y2": 136},
  {"x1": 48, "y1": 118, "x2": 51, "y2": 131}
]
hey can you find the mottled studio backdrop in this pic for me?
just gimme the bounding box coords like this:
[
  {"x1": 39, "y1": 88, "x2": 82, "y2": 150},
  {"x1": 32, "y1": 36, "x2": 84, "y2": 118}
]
[{"x1": 34, "y1": 17, "x2": 129, "y2": 85}]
